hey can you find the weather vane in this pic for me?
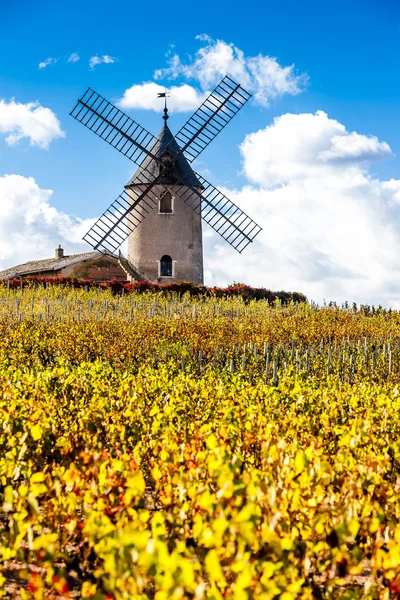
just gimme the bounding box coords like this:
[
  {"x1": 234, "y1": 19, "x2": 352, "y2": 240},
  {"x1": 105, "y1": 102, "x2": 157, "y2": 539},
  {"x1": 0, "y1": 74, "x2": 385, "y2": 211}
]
[{"x1": 157, "y1": 90, "x2": 170, "y2": 121}]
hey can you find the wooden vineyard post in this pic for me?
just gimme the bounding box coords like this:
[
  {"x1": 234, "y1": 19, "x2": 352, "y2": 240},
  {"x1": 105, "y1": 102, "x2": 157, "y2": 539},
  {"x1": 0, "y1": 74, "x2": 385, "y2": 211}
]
[
  {"x1": 349, "y1": 353, "x2": 353, "y2": 384},
  {"x1": 213, "y1": 349, "x2": 218, "y2": 368},
  {"x1": 327, "y1": 347, "x2": 331, "y2": 376},
  {"x1": 265, "y1": 352, "x2": 270, "y2": 383},
  {"x1": 273, "y1": 357, "x2": 278, "y2": 386},
  {"x1": 341, "y1": 350, "x2": 345, "y2": 381}
]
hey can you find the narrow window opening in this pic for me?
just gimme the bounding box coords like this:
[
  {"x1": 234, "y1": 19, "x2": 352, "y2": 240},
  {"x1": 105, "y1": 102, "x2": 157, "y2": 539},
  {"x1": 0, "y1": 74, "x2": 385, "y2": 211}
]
[
  {"x1": 159, "y1": 191, "x2": 173, "y2": 214},
  {"x1": 160, "y1": 255, "x2": 173, "y2": 277}
]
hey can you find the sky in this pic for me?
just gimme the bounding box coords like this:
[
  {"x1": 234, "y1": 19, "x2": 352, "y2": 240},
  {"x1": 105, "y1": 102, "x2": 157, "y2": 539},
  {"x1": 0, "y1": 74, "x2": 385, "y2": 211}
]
[{"x1": 1, "y1": 0, "x2": 400, "y2": 305}]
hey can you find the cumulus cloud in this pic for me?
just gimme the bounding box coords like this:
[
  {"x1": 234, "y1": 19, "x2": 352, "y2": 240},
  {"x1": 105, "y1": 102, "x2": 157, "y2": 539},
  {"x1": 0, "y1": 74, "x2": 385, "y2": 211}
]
[
  {"x1": 67, "y1": 52, "x2": 80, "y2": 63},
  {"x1": 117, "y1": 82, "x2": 208, "y2": 113},
  {"x1": 117, "y1": 35, "x2": 306, "y2": 115},
  {"x1": 154, "y1": 35, "x2": 308, "y2": 107},
  {"x1": 89, "y1": 55, "x2": 116, "y2": 69},
  {"x1": 240, "y1": 111, "x2": 392, "y2": 186},
  {"x1": 38, "y1": 57, "x2": 58, "y2": 69},
  {"x1": 0, "y1": 99, "x2": 65, "y2": 149},
  {"x1": 0, "y1": 175, "x2": 95, "y2": 271},
  {"x1": 203, "y1": 112, "x2": 400, "y2": 307},
  {"x1": 319, "y1": 131, "x2": 391, "y2": 162}
]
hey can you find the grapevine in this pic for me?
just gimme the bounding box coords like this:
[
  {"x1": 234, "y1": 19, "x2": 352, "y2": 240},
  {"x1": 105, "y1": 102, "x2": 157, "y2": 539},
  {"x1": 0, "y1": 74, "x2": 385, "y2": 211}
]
[{"x1": 0, "y1": 284, "x2": 399, "y2": 598}]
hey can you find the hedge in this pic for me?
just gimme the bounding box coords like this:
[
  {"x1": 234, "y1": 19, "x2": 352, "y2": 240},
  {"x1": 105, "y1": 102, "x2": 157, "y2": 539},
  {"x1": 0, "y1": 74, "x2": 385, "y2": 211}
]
[{"x1": 0, "y1": 275, "x2": 307, "y2": 304}]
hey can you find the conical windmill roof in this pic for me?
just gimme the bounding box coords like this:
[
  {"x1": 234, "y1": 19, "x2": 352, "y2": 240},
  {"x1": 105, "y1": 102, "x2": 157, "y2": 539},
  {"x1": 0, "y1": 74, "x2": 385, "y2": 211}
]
[{"x1": 125, "y1": 123, "x2": 202, "y2": 188}]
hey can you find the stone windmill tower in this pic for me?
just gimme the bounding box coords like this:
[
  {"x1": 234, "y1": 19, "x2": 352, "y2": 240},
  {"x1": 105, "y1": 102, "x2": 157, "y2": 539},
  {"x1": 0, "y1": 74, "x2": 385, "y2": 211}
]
[
  {"x1": 126, "y1": 107, "x2": 204, "y2": 284},
  {"x1": 70, "y1": 76, "x2": 262, "y2": 283}
]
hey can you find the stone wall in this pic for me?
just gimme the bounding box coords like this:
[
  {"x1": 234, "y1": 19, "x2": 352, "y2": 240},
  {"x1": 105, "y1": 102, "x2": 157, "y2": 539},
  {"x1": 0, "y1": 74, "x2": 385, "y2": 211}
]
[
  {"x1": 127, "y1": 184, "x2": 204, "y2": 284},
  {"x1": 61, "y1": 256, "x2": 127, "y2": 281}
]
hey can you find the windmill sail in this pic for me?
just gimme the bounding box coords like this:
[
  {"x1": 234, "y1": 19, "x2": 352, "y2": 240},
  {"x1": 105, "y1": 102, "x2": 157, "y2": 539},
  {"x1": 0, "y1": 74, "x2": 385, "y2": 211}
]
[
  {"x1": 83, "y1": 171, "x2": 164, "y2": 255},
  {"x1": 173, "y1": 76, "x2": 251, "y2": 164},
  {"x1": 70, "y1": 88, "x2": 159, "y2": 167},
  {"x1": 175, "y1": 172, "x2": 262, "y2": 253}
]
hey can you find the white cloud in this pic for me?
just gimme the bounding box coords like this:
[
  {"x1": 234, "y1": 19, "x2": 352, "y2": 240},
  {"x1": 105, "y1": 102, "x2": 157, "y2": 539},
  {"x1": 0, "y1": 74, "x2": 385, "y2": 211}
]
[
  {"x1": 203, "y1": 112, "x2": 400, "y2": 307},
  {"x1": 117, "y1": 82, "x2": 208, "y2": 113},
  {"x1": 38, "y1": 54, "x2": 80, "y2": 68},
  {"x1": 67, "y1": 52, "x2": 80, "y2": 63},
  {"x1": 0, "y1": 99, "x2": 65, "y2": 149},
  {"x1": 240, "y1": 111, "x2": 392, "y2": 186},
  {"x1": 195, "y1": 33, "x2": 212, "y2": 43},
  {"x1": 38, "y1": 57, "x2": 58, "y2": 69},
  {"x1": 117, "y1": 35, "x2": 306, "y2": 115},
  {"x1": 89, "y1": 55, "x2": 116, "y2": 69},
  {"x1": 319, "y1": 131, "x2": 391, "y2": 162},
  {"x1": 0, "y1": 175, "x2": 95, "y2": 271},
  {"x1": 155, "y1": 35, "x2": 308, "y2": 107}
]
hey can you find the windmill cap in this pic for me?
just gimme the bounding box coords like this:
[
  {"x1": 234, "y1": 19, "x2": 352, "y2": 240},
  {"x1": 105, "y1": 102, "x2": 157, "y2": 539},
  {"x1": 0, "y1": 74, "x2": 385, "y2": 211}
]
[{"x1": 125, "y1": 123, "x2": 202, "y2": 188}]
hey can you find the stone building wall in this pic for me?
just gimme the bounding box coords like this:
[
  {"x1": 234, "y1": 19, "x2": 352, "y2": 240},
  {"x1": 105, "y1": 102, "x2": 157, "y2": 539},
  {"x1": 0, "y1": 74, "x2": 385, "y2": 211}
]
[
  {"x1": 127, "y1": 184, "x2": 204, "y2": 284},
  {"x1": 12, "y1": 257, "x2": 127, "y2": 282},
  {"x1": 61, "y1": 256, "x2": 127, "y2": 281}
]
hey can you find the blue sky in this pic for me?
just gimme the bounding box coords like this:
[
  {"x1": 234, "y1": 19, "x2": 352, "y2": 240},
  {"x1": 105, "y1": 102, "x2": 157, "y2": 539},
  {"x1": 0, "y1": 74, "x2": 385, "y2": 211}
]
[{"x1": 1, "y1": 0, "x2": 400, "y2": 304}]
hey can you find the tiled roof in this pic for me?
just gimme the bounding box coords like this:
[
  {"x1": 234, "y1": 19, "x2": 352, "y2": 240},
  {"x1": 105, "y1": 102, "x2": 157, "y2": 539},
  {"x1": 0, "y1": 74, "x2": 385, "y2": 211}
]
[
  {"x1": 0, "y1": 251, "x2": 101, "y2": 279},
  {"x1": 126, "y1": 123, "x2": 202, "y2": 188}
]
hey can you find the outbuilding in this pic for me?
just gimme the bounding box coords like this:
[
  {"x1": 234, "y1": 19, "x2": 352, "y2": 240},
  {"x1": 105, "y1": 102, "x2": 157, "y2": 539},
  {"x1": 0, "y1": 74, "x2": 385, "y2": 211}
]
[{"x1": 0, "y1": 246, "x2": 131, "y2": 282}]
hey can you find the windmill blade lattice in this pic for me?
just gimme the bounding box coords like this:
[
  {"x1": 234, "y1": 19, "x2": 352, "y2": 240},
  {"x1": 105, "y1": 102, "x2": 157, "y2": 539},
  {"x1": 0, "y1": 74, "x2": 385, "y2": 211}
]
[
  {"x1": 70, "y1": 88, "x2": 159, "y2": 167},
  {"x1": 173, "y1": 76, "x2": 251, "y2": 164},
  {"x1": 175, "y1": 172, "x2": 262, "y2": 253},
  {"x1": 83, "y1": 172, "x2": 163, "y2": 255}
]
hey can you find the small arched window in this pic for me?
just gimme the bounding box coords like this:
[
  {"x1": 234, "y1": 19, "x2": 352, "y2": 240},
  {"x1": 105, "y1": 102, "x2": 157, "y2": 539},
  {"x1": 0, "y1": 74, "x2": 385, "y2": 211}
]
[
  {"x1": 160, "y1": 255, "x2": 173, "y2": 277},
  {"x1": 159, "y1": 191, "x2": 173, "y2": 214}
]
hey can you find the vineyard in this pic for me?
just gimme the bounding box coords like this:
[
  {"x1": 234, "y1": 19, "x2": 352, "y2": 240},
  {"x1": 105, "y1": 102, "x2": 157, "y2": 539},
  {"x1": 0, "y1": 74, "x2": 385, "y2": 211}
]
[{"x1": 1, "y1": 284, "x2": 400, "y2": 599}]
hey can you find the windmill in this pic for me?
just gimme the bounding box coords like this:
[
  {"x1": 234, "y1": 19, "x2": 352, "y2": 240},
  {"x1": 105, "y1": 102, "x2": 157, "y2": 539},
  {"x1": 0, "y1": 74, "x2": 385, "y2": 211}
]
[{"x1": 70, "y1": 76, "x2": 262, "y2": 284}]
